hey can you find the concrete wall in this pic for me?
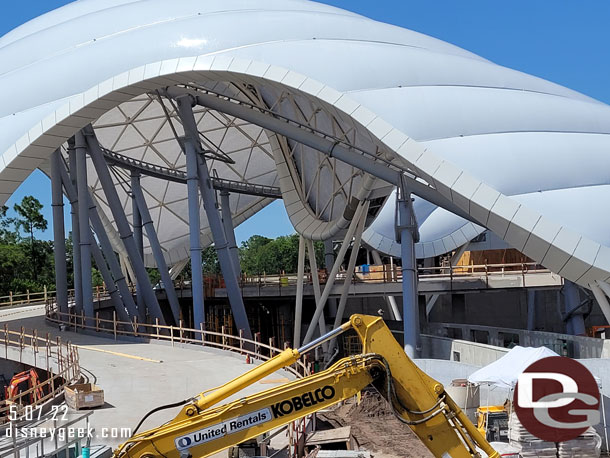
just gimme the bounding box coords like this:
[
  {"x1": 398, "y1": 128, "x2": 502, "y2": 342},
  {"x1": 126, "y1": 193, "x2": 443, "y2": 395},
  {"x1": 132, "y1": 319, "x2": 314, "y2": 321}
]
[
  {"x1": 420, "y1": 334, "x2": 509, "y2": 366},
  {"x1": 428, "y1": 287, "x2": 608, "y2": 334},
  {"x1": 426, "y1": 322, "x2": 610, "y2": 358}
]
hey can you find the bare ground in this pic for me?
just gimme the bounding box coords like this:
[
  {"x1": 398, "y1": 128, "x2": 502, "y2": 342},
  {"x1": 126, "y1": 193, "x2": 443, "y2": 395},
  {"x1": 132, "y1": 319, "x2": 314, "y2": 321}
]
[{"x1": 319, "y1": 392, "x2": 434, "y2": 458}]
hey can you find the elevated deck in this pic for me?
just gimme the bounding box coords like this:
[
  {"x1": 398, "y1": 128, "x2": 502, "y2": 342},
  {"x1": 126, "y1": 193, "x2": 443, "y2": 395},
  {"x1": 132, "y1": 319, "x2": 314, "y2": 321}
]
[{"x1": 0, "y1": 306, "x2": 295, "y2": 454}]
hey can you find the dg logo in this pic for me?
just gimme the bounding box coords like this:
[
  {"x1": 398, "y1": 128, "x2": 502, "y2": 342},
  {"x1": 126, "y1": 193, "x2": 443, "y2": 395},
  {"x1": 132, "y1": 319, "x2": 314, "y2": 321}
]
[{"x1": 514, "y1": 356, "x2": 600, "y2": 442}]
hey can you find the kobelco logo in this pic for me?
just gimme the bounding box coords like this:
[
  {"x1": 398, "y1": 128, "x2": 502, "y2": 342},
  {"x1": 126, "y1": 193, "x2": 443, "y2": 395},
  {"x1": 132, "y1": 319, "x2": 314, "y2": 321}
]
[{"x1": 514, "y1": 356, "x2": 600, "y2": 442}]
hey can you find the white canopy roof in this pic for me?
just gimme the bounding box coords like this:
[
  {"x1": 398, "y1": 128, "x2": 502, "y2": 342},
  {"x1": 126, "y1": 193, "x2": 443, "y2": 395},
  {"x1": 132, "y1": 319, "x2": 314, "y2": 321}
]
[
  {"x1": 2, "y1": 0, "x2": 610, "y2": 291},
  {"x1": 467, "y1": 346, "x2": 559, "y2": 389}
]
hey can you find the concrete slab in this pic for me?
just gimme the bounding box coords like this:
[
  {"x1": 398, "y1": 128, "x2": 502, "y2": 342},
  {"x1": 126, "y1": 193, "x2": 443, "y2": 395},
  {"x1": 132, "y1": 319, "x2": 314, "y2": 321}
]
[{"x1": 0, "y1": 305, "x2": 295, "y2": 455}]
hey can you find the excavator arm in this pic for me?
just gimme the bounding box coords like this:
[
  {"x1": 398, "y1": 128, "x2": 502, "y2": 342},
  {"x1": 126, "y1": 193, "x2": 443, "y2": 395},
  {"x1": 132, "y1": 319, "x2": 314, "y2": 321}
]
[{"x1": 113, "y1": 315, "x2": 499, "y2": 458}]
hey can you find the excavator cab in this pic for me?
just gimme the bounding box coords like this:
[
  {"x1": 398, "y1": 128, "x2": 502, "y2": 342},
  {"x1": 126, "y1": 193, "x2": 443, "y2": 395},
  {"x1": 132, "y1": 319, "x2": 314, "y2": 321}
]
[
  {"x1": 476, "y1": 405, "x2": 509, "y2": 443},
  {"x1": 4, "y1": 368, "x2": 44, "y2": 404}
]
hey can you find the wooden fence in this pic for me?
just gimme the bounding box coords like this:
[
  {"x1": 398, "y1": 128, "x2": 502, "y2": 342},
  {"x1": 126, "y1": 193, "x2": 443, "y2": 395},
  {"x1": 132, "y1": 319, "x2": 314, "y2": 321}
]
[
  {"x1": 45, "y1": 303, "x2": 310, "y2": 378},
  {"x1": 0, "y1": 325, "x2": 80, "y2": 423}
]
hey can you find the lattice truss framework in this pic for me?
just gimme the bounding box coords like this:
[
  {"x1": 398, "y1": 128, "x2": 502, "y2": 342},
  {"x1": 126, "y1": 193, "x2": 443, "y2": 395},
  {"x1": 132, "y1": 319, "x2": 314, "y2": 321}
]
[{"x1": 76, "y1": 80, "x2": 386, "y2": 267}]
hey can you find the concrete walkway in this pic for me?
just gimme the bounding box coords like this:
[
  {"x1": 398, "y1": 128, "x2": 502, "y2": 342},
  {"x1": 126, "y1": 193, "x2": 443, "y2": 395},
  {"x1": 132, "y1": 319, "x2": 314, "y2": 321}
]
[{"x1": 0, "y1": 305, "x2": 294, "y2": 454}]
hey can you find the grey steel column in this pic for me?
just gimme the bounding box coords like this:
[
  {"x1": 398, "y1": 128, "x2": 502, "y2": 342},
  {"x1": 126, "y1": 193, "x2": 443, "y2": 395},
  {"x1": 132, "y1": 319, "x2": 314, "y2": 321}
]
[
  {"x1": 75, "y1": 131, "x2": 94, "y2": 323},
  {"x1": 197, "y1": 156, "x2": 252, "y2": 339},
  {"x1": 397, "y1": 178, "x2": 420, "y2": 358},
  {"x1": 83, "y1": 125, "x2": 166, "y2": 325},
  {"x1": 564, "y1": 280, "x2": 586, "y2": 336},
  {"x1": 131, "y1": 178, "x2": 181, "y2": 324},
  {"x1": 51, "y1": 149, "x2": 68, "y2": 314},
  {"x1": 185, "y1": 136, "x2": 205, "y2": 330},
  {"x1": 527, "y1": 290, "x2": 536, "y2": 331},
  {"x1": 294, "y1": 236, "x2": 306, "y2": 346},
  {"x1": 90, "y1": 229, "x2": 130, "y2": 322},
  {"x1": 68, "y1": 143, "x2": 82, "y2": 313},
  {"x1": 131, "y1": 172, "x2": 145, "y2": 316},
  {"x1": 175, "y1": 95, "x2": 252, "y2": 339},
  {"x1": 88, "y1": 195, "x2": 140, "y2": 319},
  {"x1": 57, "y1": 158, "x2": 140, "y2": 320},
  {"x1": 220, "y1": 190, "x2": 241, "y2": 278},
  {"x1": 323, "y1": 239, "x2": 337, "y2": 319}
]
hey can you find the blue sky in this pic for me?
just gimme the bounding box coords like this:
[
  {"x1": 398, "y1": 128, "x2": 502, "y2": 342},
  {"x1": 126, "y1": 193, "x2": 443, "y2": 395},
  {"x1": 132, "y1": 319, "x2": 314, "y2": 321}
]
[{"x1": 2, "y1": 1, "x2": 610, "y2": 243}]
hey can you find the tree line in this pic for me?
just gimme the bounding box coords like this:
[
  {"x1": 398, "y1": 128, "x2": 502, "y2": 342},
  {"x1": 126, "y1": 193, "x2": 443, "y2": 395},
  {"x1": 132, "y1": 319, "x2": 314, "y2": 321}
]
[{"x1": 0, "y1": 195, "x2": 327, "y2": 297}]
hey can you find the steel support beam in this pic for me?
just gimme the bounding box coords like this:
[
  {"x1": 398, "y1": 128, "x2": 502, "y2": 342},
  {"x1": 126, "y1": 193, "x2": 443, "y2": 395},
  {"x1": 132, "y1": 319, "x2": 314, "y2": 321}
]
[
  {"x1": 564, "y1": 280, "x2": 586, "y2": 336},
  {"x1": 164, "y1": 87, "x2": 475, "y2": 224},
  {"x1": 131, "y1": 177, "x2": 181, "y2": 324},
  {"x1": 51, "y1": 150, "x2": 68, "y2": 314},
  {"x1": 294, "y1": 236, "x2": 306, "y2": 346},
  {"x1": 175, "y1": 95, "x2": 252, "y2": 339},
  {"x1": 197, "y1": 156, "x2": 252, "y2": 338},
  {"x1": 90, "y1": 228, "x2": 130, "y2": 322},
  {"x1": 88, "y1": 195, "x2": 140, "y2": 320},
  {"x1": 131, "y1": 172, "x2": 145, "y2": 316},
  {"x1": 424, "y1": 243, "x2": 469, "y2": 318},
  {"x1": 527, "y1": 290, "x2": 536, "y2": 331},
  {"x1": 371, "y1": 249, "x2": 401, "y2": 321},
  {"x1": 397, "y1": 178, "x2": 420, "y2": 358},
  {"x1": 329, "y1": 201, "x2": 369, "y2": 352},
  {"x1": 303, "y1": 202, "x2": 367, "y2": 344},
  {"x1": 68, "y1": 144, "x2": 82, "y2": 313},
  {"x1": 84, "y1": 125, "x2": 166, "y2": 324},
  {"x1": 57, "y1": 155, "x2": 139, "y2": 320},
  {"x1": 75, "y1": 132, "x2": 94, "y2": 323},
  {"x1": 185, "y1": 136, "x2": 205, "y2": 331},
  {"x1": 323, "y1": 239, "x2": 338, "y2": 319},
  {"x1": 220, "y1": 190, "x2": 241, "y2": 278},
  {"x1": 590, "y1": 281, "x2": 610, "y2": 325},
  {"x1": 305, "y1": 238, "x2": 327, "y2": 351}
]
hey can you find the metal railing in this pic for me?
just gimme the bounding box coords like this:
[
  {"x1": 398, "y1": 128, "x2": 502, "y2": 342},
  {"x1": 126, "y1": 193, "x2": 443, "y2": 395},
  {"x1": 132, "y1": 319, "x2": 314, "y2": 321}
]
[
  {"x1": 0, "y1": 286, "x2": 111, "y2": 308},
  {"x1": 201, "y1": 262, "x2": 556, "y2": 294},
  {"x1": 44, "y1": 303, "x2": 310, "y2": 378},
  {"x1": 0, "y1": 326, "x2": 80, "y2": 423}
]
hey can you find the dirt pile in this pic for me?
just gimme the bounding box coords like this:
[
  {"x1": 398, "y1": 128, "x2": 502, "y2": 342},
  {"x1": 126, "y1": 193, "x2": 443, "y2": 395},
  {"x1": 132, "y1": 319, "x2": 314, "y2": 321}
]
[{"x1": 319, "y1": 392, "x2": 434, "y2": 458}]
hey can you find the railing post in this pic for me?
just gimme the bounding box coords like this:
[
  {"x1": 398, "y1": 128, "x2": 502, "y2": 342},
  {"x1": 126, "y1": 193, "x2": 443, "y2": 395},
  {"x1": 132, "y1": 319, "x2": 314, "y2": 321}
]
[
  {"x1": 485, "y1": 263, "x2": 489, "y2": 288},
  {"x1": 269, "y1": 337, "x2": 275, "y2": 358},
  {"x1": 33, "y1": 329, "x2": 38, "y2": 365},
  {"x1": 221, "y1": 325, "x2": 227, "y2": 349},
  {"x1": 134, "y1": 316, "x2": 138, "y2": 337},
  {"x1": 156, "y1": 318, "x2": 160, "y2": 340},
  {"x1": 200, "y1": 323, "x2": 205, "y2": 346},
  {"x1": 179, "y1": 320, "x2": 183, "y2": 343},
  {"x1": 95, "y1": 312, "x2": 100, "y2": 332},
  {"x1": 170, "y1": 325, "x2": 174, "y2": 347},
  {"x1": 44, "y1": 285, "x2": 48, "y2": 302},
  {"x1": 26, "y1": 290, "x2": 30, "y2": 304},
  {"x1": 255, "y1": 332, "x2": 261, "y2": 357},
  {"x1": 113, "y1": 311, "x2": 117, "y2": 340},
  {"x1": 239, "y1": 329, "x2": 244, "y2": 353},
  {"x1": 4, "y1": 324, "x2": 7, "y2": 360},
  {"x1": 56, "y1": 337, "x2": 62, "y2": 377},
  {"x1": 9, "y1": 291, "x2": 12, "y2": 306},
  {"x1": 81, "y1": 310, "x2": 85, "y2": 330}
]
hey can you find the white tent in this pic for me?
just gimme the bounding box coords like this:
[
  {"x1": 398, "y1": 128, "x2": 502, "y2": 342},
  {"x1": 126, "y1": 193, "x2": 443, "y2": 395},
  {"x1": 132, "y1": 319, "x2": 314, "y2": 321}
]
[{"x1": 467, "y1": 346, "x2": 559, "y2": 389}]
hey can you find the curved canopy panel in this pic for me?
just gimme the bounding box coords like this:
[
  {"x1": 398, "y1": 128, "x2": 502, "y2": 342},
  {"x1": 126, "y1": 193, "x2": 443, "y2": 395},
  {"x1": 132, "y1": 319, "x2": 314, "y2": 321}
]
[{"x1": 1, "y1": 0, "x2": 610, "y2": 289}]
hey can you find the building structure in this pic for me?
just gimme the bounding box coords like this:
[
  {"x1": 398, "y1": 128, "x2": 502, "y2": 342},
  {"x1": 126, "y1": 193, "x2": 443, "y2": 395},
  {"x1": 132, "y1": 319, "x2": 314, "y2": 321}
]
[{"x1": 1, "y1": 0, "x2": 610, "y2": 357}]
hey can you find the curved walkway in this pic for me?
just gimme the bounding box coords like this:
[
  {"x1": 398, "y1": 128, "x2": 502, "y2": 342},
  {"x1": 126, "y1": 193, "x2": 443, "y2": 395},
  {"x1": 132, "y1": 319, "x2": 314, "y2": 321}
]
[{"x1": 0, "y1": 305, "x2": 295, "y2": 453}]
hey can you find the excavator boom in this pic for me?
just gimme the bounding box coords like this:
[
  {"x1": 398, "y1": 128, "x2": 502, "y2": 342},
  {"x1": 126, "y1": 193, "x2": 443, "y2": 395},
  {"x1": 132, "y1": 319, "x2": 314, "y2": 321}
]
[{"x1": 114, "y1": 315, "x2": 498, "y2": 458}]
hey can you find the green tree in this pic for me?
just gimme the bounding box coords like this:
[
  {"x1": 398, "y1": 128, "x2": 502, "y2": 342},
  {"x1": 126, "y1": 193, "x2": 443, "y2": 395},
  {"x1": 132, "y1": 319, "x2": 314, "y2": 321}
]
[
  {"x1": 239, "y1": 234, "x2": 325, "y2": 275},
  {"x1": 13, "y1": 196, "x2": 47, "y2": 280},
  {"x1": 202, "y1": 246, "x2": 220, "y2": 274}
]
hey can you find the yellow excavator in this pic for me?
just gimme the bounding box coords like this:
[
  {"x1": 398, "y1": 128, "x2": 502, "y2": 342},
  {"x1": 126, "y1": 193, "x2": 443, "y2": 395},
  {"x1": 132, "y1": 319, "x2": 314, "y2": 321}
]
[{"x1": 113, "y1": 314, "x2": 499, "y2": 458}]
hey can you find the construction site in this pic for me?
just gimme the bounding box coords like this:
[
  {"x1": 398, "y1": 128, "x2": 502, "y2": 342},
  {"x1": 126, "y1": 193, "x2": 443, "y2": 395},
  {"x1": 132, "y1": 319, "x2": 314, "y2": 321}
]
[{"x1": 0, "y1": 1, "x2": 609, "y2": 457}]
